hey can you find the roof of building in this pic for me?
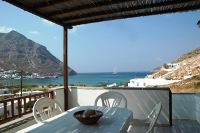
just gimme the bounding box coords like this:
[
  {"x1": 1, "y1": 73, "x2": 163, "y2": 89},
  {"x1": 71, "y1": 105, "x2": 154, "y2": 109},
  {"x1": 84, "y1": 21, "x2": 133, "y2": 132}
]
[{"x1": 3, "y1": 0, "x2": 200, "y2": 29}]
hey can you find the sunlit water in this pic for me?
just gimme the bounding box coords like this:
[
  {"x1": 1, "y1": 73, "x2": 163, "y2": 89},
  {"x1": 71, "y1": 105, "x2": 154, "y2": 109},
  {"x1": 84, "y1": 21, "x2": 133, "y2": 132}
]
[{"x1": 0, "y1": 71, "x2": 152, "y2": 86}]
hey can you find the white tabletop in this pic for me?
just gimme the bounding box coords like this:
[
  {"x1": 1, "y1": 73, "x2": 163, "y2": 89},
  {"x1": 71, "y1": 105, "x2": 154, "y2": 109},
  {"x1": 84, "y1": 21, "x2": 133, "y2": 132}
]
[{"x1": 17, "y1": 106, "x2": 133, "y2": 133}]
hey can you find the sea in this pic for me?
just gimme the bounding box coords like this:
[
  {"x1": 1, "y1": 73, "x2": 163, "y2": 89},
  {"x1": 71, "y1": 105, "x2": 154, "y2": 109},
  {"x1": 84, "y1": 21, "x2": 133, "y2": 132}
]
[{"x1": 0, "y1": 71, "x2": 153, "y2": 87}]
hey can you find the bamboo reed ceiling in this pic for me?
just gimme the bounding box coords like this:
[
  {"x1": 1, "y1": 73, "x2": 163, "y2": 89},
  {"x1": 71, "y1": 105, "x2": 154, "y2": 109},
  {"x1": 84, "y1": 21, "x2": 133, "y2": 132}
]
[{"x1": 3, "y1": 0, "x2": 200, "y2": 29}]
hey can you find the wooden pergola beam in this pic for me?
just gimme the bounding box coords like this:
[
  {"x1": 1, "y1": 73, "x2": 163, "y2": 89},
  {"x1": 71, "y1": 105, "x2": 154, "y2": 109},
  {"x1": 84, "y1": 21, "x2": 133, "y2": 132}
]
[
  {"x1": 3, "y1": 0, "x2": 72, "y2": 29},
  {"x1": 61, "y1": 0, "x2": 194, "y2": 23},
  {"x1": 34, "y1": 0, "x2": 68, "y2": 9},
  {"x1": 48, "y1": 0, "x2": 137, "y2": 17},
  {"x1": 65, "y1": 3, "x2": 200, "y2": 26}
]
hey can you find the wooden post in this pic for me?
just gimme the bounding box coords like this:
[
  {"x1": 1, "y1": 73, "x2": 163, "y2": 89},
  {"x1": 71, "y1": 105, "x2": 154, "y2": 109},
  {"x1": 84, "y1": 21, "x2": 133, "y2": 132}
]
[
  {"x1": 64, "y1": 27, "x2": 68, "y2": 111},
  {"x1": 11, "y1": 100, "x2": 14, "y2": 117},
  {"x1": 21, "y1": 70, "x2": 23, "y2": 97},
  {"x1": 169, "y1": 90, "x2": 172, "y2": 126},
  {"x1": 4, "y1": 102, "x2": 7, "y2": 119}
]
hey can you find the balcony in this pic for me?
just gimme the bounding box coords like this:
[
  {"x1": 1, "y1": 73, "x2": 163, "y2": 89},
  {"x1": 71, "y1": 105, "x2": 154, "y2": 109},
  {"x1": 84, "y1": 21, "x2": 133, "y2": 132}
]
[{"x1": 0, "y1": 87, "x2": 200, "y2": 132}]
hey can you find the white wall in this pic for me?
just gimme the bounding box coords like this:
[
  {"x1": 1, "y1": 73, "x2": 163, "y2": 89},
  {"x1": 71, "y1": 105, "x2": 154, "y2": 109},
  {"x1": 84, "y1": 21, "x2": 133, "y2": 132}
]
[
  {"x1": 172, "y1": 93, "x2": 198, "y2": 120},
  {"x1": 0, "y1": 101, "x2": 19, "y2": 116},
  {"x1": 128, "y1": 79, "x2": 180, "y2": 87},
  {"x1": 196, "y1": 93, "x2": 200, "y2": 123},
  {"x1": 53, "y1": 87, "x2": 200, "y2": 125},
  {"x1": 0, "y1": 88, "x2": 10, "y2": 94},
  {"x1": 68, "y1": 87, "x2": 171, "y2": 126},
  {"x1": 49, "y1": 87, "x2": 65, "y2": 111}
]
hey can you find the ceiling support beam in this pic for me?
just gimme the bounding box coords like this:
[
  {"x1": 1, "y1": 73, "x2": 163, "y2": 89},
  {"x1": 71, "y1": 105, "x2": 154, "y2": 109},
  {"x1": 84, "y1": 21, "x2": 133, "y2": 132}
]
[
  {"x1": 2, "y1": 0, "x2": 72, "y2": 28},
  {"x1": 34, "y1": 0, "x2": 68, "y2": 9},
  {"x1": 63, "y1": 27, "x2": 68, "y2": 111},
  {"x1": 49, "y1": 0, "x2": 137, "y2": 17},
  {"x1": 66, "y1": 3, "x2": 200, "y2": 26},
  {"x1": 62, "y1": 0, "x2": 194, "y2": 22}
]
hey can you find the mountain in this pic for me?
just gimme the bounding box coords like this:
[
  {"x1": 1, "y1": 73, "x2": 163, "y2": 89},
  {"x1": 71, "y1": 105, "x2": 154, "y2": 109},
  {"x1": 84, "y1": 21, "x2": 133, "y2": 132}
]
[
  {"x1": 151, "y1": 67, "x2": 161, "y2": 73},
  {"x1": 149, "y1": 47, "x2": 200, "y2": 80},
  {"x1": 0, "y1": 30, "x2": 78, "y2": 76},
  {"x1": 172, "y1": 47, "x2": 200, "y2": 63}
]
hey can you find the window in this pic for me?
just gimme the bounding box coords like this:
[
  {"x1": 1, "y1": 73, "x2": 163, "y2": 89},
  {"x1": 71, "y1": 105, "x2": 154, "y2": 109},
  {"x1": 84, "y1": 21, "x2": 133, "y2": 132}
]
[
  {"x1": 137, "y1": 82, "x2": 139, "y2": 86},
  {"x1": 143, "y1": 83, "x2": 146, "y2": 86}
]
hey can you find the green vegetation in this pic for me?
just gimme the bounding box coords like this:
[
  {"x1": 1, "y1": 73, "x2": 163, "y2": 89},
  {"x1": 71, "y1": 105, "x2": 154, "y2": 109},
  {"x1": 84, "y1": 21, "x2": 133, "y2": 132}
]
[
  {"x1": 76, "y1": 83, "x2": 86, "y2": 86},
  {"x1": 163, "y1": 63, "x2": 169, "y2": 69},
  {"x1": 0, "y1": 84, "x2": 39, "y2": 95},
  {"x1": 124, "y1": 81, "x2": 129, "y2": 87},
  {"x1": 0, "y1": 113, "x2": 3, "y2": 119},
  {"x1": 166, "y1": 78, "x2": 173, "y2": 80},
  {"x1": 70, "y1": 84, "x2": 74, "y2": 86},
  {"x1": 47, "y1": 83, "x2": 53, "y2": 88},
  {"x1": 91, "y1": 81, "x2": 130, "y2": 87},
  {"x1": 52, "y1": 84, "x2": 57, "y2": 87},
  {"x1": 47, "y1": 83, "x2": 57, "y2": 88},
  {"x1": 91, "y1": 83, "x2": 107, "y2": 87},
  {"x1": 25, "y1": 101, "x2": 35, "y2": 109},
  {"x1": 194, "y1": 82, "x2": 200, "y2": 89},
  {"x1": 185, "y1": 75, "x2": 200, "y2": 82},
  {"x1": 113, "y1": 81, "x2": 129, "y2": 87},
  {"x1": 0, "y1": 113, "x2": 15, "y2": 124}
]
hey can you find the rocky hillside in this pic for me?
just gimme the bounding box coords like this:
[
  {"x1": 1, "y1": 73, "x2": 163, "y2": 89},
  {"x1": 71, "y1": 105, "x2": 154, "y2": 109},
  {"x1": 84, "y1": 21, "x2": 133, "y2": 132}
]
[
  {"x1": 149, "y1": 47, "x2": 200, "y2": 80},
  {"x1": 147, "y1": 47, "x2": 200, "y2": 92},
  {"x1": 172, "y1": 47, "x2": 200, "y2": 63},
  {"x1": 0, "y1": 30, "x2": 77, "y2": 76}
]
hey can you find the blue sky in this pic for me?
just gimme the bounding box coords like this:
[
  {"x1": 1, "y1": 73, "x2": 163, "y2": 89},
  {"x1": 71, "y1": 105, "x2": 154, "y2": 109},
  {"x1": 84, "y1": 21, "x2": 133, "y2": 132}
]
[{"x1": 0, "y1": 1, "x2": 200, "y2": 73}]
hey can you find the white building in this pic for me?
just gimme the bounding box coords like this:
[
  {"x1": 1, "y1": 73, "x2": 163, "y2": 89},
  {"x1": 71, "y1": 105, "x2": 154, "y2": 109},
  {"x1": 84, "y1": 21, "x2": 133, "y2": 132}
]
[
  {"x1": 107, "y1": 83, "x2": 117, "y2": 87},
  {"x1": 0, "y1": 101, "x2": 19, "y2": 117},
  {"x1": 31, "y1": 73, "x2": 41, "y2": 78},
  {"x1": 0, "y1": 88, "x2": 10, "y2": 94},
  {"x1": 167, "y1": 63, "x2": 182, "y2": 69},
  {"x1": 128, "y1": 78, "x2": 181, "y2": 87},
  {"x1": 15, "y1": 91, "x2": 43, "y2": 96}
]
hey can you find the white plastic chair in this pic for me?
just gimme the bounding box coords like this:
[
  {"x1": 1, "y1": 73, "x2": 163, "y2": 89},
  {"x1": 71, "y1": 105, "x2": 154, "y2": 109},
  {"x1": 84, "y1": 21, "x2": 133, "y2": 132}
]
[
  {"x1": 94, "y1": 91, "x2": 127, "y2": 108},
  {"x1": 132, "y1": 102, "x2": 162, "y2": 133},
  {"x1": 33, "y1": 97, "x2": 64, "y2": 123}
]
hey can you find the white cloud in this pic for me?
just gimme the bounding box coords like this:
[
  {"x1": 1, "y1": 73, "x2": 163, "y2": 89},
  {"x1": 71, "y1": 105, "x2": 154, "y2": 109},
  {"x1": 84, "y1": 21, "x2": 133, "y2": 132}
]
[
  {"x1": 0, "y1": 26, "x2": 5, "y2": 32},
  {"x1": 69, "y1": 27, "x2": 77, "y2": 34},
  {"x1": 69, "y1": 25, "x2": 86, "y2": 34},
  {"x1": 155, "y1": 58, "x2": 163, "y2": 61},
  {"x1": 53, "y1": 36, "x2": 58, "y2": 40},
  {"x1": 164, "y1": 14, "x2": 172, "y2": 18},
  {"x1": 43, "y1": 19, "x2": 54, "y2": 26},
  {"x1": 29, "y1": 31, "x2": 40, "y2": 34},
  {"x1": 0, "y1": 26, "x2": 16, "y2": 33}
]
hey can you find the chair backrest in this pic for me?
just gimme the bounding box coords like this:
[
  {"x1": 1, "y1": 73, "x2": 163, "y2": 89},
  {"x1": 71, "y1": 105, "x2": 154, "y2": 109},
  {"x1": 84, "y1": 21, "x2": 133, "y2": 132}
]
[
  {"x1": 146, "y1": 102, "x2": 162, "y2": 133},
  {"x1": 94, "y1": 91, "x2": 127, "y2": 108},
  {"x1": 33, "y1": 97, "x2": 64, "y2": 123}
]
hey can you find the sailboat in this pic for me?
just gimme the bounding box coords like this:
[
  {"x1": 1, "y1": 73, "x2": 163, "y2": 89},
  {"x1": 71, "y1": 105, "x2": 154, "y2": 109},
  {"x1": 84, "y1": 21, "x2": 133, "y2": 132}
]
[{"x1": 113, "y1": 67, "x2": 117, "y2": 75}]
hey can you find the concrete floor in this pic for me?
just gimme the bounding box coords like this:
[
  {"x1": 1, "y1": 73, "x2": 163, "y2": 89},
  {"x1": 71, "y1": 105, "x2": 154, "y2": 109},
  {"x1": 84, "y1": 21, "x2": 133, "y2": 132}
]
[{"x1": 128, "y1": 119, "x2": 200, "y2": 133}]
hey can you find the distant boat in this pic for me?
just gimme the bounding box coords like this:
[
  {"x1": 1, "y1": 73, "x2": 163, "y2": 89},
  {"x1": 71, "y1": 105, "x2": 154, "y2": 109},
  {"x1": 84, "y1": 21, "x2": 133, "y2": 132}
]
[{"x1": 113, "y1": 67, "x2": 117, "y2": 75}]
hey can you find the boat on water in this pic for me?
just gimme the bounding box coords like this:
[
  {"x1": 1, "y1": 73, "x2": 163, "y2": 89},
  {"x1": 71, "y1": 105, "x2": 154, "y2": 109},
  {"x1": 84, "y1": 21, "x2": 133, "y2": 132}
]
[{"x1": 113, "y1": 67, "x2": 117, "y2": 75}]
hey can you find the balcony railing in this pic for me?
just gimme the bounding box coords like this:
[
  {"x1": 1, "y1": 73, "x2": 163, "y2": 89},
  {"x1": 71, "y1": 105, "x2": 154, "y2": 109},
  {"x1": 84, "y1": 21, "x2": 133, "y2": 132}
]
[{"x1": 0, "y1": 91, "x2": 54, "y2": 124}]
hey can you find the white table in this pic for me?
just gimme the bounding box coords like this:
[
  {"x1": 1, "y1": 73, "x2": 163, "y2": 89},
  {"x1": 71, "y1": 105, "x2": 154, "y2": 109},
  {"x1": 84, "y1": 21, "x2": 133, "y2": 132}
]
[{"x1": 17, "y1": 106, "x2": 133, "y2": 133}]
